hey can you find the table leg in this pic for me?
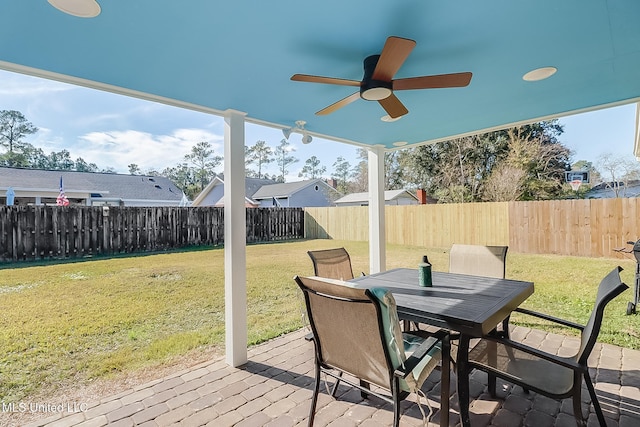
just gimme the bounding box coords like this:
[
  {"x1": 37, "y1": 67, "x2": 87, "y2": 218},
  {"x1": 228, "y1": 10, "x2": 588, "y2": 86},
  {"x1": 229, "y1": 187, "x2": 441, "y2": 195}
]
[{"x1": 457, "y1": 334, "x2": 471, "y2": 427}]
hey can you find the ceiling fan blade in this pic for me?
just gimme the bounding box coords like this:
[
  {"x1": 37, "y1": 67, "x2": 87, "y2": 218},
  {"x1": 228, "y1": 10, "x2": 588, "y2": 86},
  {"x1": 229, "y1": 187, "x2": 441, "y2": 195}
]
[
  {"x1": 291, "y1": 74, "x2": 360, "y2": 86},
  {"x1": 316, "y1": 92, "x2": 361, "y2": 115},
  {"x1": 372, "y1": 36, "x2": 416, "y2": 81},
  {"x1": 378, "y1": 93, "x2": 408, "y2": 118},
  {"x1": 393, "y1": 72, "x2": 473, "y2": 90}
]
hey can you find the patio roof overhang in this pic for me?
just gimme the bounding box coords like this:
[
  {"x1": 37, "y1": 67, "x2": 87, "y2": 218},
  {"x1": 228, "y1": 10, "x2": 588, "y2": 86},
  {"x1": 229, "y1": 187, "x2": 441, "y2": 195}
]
[
  {"x1": 3, "y1": 1, "x2": 640, "y2": 368},
  {"x1": 1, "y1": 1, "x2": 640, "y2": 150}
]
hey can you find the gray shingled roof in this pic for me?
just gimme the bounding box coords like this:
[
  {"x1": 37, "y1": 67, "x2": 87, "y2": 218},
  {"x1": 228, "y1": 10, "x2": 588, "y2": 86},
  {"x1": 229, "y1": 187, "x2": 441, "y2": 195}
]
[
  {"x1": 251, "y1": 179, "x2": 322, "y2": 199},
  {"x1": 0, "y1": 167, "x2": 183, "y2": 201}
]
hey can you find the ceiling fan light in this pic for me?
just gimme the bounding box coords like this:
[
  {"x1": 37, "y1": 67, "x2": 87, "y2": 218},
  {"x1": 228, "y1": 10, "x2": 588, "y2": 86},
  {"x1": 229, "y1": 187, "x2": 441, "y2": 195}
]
[
  {"x1": 48, "y1": 0, "x2": 101, "y2": 18},
  {"x1": 381, "y1": 115, "x2": 402, "y2": 122},
  {"x1": 522, "y1": 66, "x2": 557, "y2": 82},
  {"x1": 361, "y1": 87, "x2": 392, "y2": 101}
]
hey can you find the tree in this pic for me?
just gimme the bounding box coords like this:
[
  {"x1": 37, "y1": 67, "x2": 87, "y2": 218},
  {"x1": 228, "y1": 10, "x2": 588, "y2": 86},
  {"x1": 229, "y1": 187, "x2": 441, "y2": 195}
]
[
  {"x1": 246, "y1": 140, "x2": 273, "y2": 179},
  {"x1": 162, "y1": 163, "x2": 196, "y2": 197},
  {"x1": 128, "y1": 163, "x2": 141, "y2": 175},
  {"x1": 351, "y1": 149, "x2": 369, "y2": 192},
  {"x1": 274, "y1": 139, "x2": 298, "y2": 182},
  {"x1": 184, "y1": 141, "x2": 222, "y2": 192},
  {"x1": 402, "y1": 120, "x2": 570, "y2": 202},
  {"x1": 299, "y1": 156, "x2": 326, "y2": 179},
  {"x1": 596, "y1": 153, "x2": 640, "y2": 197},
  {"x1": 332, "y1": 156, "x2": 353, "y2": 193},
  {"x1": 350, "y1": 148, "x2": 408, "y2": 192},
  {"x1": 47, "y1": 149, "x2": 75, "y2": 170},
  {"x1": 483, "y1": 164, "x2": 527, "y2": 201},
  {"x1": 74, "y1": 157, "x2": 98, "y2": 172},
  {"x1": 0, "y1": 110, "x2": 38, "y2": 167}
]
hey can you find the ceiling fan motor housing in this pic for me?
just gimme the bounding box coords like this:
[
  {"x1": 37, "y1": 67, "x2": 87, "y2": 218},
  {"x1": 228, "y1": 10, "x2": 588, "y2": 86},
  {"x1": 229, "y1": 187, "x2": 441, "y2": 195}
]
[{"x1": 360, "y1": 55, "x2": 393, "y2": 101}]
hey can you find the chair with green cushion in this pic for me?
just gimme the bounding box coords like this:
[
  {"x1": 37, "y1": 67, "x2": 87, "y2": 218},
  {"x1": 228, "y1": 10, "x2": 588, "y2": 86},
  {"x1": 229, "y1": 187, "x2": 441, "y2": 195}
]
[
  {"x1": 295, "y1": 275, "x2": 450, "y2": 427},
  {"x1": 467, "y1": 267, "x2": 628, "y2": 427}
]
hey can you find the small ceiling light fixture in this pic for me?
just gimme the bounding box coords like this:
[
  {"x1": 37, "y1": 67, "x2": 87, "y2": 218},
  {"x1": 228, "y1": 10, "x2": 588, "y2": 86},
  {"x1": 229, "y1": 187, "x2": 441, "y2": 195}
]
[
  {"x1": 522, "y1": 66, "x2": 557, "y2": 82},
  {"x1": 283, "y1": 120, "x2": 312, "y2": 144},
  {"x1": 381, "y1": 114, "x2": 402, "y2": 123},
  {"x1": 392, "y1": 141, "x2": 408, "y2": 147},
  {"x1": 48, "y1": 0, "x2": 101, "y2": 18}
]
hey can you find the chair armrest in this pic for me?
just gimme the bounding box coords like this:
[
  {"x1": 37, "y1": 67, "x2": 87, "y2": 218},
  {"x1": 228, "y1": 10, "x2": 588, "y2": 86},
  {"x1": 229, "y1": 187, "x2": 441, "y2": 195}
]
[
  {"x1": 476, "y1": 335, "x2": 585, "y2": 372},
  {"x1": 394, "y1": 329, "x2": 448, "y2": 379},
  {"x1": 514, "y1": 307, "x2": 584, "y2": 331}
]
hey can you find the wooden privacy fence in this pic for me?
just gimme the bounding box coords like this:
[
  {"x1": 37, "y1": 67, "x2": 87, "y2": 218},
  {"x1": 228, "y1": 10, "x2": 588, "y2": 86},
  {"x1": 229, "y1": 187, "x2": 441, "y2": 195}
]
[
  {"x1": 305, "y1": 198, "x2": 640, "y2": 258},
  {"x1": 0, "y1": 206, "x2": 304, "y2": 263}
]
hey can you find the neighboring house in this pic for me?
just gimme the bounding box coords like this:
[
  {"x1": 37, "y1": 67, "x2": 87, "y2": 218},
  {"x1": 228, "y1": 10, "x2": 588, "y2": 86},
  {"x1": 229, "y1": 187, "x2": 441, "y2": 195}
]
[
  {"x1": 0, "y1": 167, "x2": 184, "y2": 207},
  {"x1": 192, "y1": 175, "x2": 277, "y2": 207},
  {"x1": 334, "y1": 189, "x2": 424, "y2": 206},
  {"x1": 251, "y1": 179, "x2": 339, "y2": 207},
  {"x1": 192, "y1": 175, "x2": 340, "y2": 208},
  {"x1": 586, "y1": 180, "x2": 640, "y2": 199}
]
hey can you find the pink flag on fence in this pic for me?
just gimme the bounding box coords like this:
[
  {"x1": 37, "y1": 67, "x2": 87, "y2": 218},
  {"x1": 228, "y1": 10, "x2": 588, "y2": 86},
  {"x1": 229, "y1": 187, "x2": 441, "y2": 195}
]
[{"x1": 56, "y1": 176, "x2": 69, "y2": 206}]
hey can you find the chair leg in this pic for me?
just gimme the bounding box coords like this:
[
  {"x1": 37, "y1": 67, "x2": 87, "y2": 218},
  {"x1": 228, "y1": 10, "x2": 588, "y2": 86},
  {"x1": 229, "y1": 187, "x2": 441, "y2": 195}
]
[
  {"x1": 500, "y1": 316, "x2": 511, "y2": 339},
  {"x1": 584, "y1": 371, "x2": 607, "y2": 427},
  {"x1": 392, "y1": 379, "x2": 401, "y2": 427},
  {"x1": 440, "y1": 334, "x2": 451, "y2": 427},
  {"x1": 359, "y1": 379, "x2": 370, "y2": 399},
  {"x1": 572, "y1": 375, "x2": 587, "y2": 427},
  {"x1": 308, "y1": 362, "x2": 321, "y2": 427},
  {"x1": 488, "y1": 373, "x2": 497, "y2": 398},
  {"x1": 330, "y1": 371, "x2": 343, "y2": 397}
]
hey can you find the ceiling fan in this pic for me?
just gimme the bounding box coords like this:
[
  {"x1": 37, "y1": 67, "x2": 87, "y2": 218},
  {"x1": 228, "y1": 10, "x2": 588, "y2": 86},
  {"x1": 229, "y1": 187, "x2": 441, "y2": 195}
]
[{"x1": 291, "y1": 36, "x2": 472, "y2": 119}]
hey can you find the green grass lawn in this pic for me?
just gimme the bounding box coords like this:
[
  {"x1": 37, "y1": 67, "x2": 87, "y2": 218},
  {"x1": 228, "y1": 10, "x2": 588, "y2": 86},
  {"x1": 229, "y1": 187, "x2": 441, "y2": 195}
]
[{"x1": 0, "y1": 239, "x2": 638, "y2": 403}]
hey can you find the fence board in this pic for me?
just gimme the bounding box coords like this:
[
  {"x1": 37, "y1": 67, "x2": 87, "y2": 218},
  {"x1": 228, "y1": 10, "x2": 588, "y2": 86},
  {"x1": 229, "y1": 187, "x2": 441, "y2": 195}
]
[
  {"x1": 306, "y1": 199, "x2": 640, "y2": 258},
  {"x1": 0, "y1": 206, "x2": 303, "y2": 263}
]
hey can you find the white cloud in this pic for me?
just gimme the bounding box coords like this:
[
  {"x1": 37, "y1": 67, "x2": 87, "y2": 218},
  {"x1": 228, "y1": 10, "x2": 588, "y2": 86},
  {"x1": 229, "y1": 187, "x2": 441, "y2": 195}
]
[
  {"x1": 0, "y1": 74, "x2": 73, "y2": 97},
  {"x1": 74, "y1": 128, "x2": 224, "y2": 173}
]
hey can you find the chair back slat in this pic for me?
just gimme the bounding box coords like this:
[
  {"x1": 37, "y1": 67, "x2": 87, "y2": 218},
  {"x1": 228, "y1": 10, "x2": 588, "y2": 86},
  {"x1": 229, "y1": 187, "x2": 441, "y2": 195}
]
[
  {"x1": 295, "y1": 276, "x2": 392, "y2": 388},
  {"x1": 307, "y1": 248, "x2": 355, "y2": 280},
  {"x1": 577, "y1": 266, "x2": 628, "y2": 364},
  {"x1": 449, "y1": 244, "x2": 508, "y2": 279}
]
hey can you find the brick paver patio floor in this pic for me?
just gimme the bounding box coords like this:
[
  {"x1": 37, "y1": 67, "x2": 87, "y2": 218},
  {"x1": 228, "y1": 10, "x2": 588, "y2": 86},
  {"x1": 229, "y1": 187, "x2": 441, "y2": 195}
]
[{"x1": 19, "y1": 326, "x2": 640, "y2": 427}]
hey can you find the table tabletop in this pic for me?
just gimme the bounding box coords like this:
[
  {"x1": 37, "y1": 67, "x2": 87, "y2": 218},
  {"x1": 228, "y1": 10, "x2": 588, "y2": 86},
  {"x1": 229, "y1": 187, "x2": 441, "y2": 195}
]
[{"x1": 350, "y1": 268, "x2": 534, "y2": 337}]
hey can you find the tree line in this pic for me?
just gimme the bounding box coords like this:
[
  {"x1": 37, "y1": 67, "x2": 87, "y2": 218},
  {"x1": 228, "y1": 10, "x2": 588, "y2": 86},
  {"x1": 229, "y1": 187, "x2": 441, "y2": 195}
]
[{"x1": 2, "y1": 109, "x2": 639, "y2": 202}]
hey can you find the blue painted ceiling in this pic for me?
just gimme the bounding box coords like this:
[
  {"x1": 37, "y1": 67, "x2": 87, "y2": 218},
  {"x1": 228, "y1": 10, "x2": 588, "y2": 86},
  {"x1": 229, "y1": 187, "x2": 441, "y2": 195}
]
[{"x1": 1, "y1": 1, "x2": 639, "y2": 149}]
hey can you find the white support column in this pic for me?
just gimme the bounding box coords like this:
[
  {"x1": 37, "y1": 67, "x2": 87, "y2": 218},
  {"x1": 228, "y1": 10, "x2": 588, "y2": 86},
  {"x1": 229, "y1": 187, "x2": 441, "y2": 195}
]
[
  {"x1": 224, "y1": 109, "x2": 247, "y2": 367},
  {"x1": 368, "y1": 145, "x2": 386, "y2": 274}
]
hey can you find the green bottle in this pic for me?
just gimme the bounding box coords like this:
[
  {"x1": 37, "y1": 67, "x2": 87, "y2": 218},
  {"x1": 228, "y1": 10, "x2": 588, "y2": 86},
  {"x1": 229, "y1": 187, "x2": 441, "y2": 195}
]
[{"x1": 419, "y1": 255, "x2": 432, "y2": 287}]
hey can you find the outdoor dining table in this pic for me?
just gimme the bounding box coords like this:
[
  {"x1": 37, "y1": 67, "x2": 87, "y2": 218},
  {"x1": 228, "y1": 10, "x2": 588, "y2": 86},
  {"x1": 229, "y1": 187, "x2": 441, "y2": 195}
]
[{"x1": 350, "y1": 267, "x2": 534, "y2": 427}]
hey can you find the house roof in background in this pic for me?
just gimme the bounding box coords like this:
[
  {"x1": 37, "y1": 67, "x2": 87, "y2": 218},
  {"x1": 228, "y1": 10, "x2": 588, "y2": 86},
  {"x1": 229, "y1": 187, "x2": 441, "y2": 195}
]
[
  {"x1": 252, "y1": 179, "x2": 332, "y2": 200},
  {"x1": 0, "y1": 2, "x2": 639, "y2": 150},
  {"x1": 191, "y1": 175, "x2": 277, "y2": 206},
  {"x1": 0, "y1": 167, "x2": 182, "y2": 201},
  {"x1": 335, "y1": 189, "x2": 417, "y2": 204}
]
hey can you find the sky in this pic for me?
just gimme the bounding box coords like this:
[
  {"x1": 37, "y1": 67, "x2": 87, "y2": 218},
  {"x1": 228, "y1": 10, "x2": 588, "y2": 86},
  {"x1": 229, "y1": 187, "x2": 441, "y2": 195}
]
[{"x1": 0, "y1": 69, "x2": 637, "y2": 181}]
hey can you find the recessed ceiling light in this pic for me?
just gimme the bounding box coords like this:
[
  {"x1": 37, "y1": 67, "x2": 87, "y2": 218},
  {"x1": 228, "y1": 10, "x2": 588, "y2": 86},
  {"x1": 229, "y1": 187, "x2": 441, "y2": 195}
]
[
  {"x1": 522, "y1": 67, "x2": 557, "y2": 82},
  {"x1": 381, "y1": 115, "x2": 402, "y2": 122},
  {"x1": 48, "y1": 0, "x2": 101, "y2": 18},
  {"x1": 393, "y1": 141, "x2": 408, "y2": 147}
]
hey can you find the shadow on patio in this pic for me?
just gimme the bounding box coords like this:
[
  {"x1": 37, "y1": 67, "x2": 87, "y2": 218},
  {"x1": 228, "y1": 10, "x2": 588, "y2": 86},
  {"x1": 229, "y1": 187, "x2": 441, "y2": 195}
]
[{"x1": 22, "y1": 327, "x2": 640, "y2": 427}]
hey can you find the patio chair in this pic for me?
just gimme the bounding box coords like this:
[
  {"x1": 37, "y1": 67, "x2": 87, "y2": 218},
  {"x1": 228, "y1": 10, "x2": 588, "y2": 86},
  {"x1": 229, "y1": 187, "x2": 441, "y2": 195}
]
[
  {"x1": 307, "y1": 247, "x2": 356, "y2": 280},
  {"x1": 295, "y1": 275, "x2": 451, "y2": 427},
  {"x1": 450, "y1": 244, "x2": 509, "y2": 336},
  {"x1": 467, "y1": 266, "x2": 628, "y2": 427}
]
